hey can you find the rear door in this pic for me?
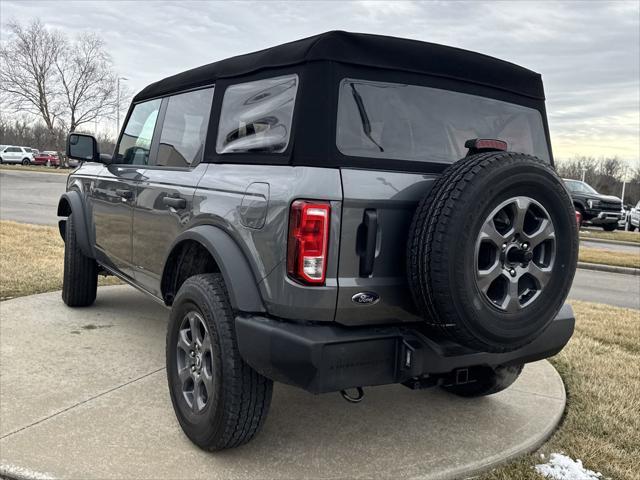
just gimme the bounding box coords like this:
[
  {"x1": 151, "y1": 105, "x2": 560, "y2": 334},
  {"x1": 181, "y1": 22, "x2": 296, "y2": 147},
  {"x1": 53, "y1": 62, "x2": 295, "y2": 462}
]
[
  {"x1": 5, "y1": 147, "x2": 22, "y2": 163},
  {"x1": 132, "y1": 86, "x2": 214, "y2": 297},
  {"x1": 92, "y1": 98, "x2": 161, "y2": 278}
]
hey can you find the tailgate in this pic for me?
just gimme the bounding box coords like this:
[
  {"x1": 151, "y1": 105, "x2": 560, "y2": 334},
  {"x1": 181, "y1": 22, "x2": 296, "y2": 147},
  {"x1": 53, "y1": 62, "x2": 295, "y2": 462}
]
[{"x1": 335, "y1": 169, "x2": 438, "y2": 326}]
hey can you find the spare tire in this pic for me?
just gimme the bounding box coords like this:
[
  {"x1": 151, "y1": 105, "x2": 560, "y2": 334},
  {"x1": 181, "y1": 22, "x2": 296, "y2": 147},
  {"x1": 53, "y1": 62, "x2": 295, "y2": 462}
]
[{"x1": 407, "y1": 152, "x2": 578, "y2": 353}]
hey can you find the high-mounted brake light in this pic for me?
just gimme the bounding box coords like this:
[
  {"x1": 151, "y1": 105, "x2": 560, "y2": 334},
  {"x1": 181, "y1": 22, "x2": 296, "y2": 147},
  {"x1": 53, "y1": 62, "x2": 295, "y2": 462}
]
[
  {"x1": 465, "y1": 138, "x2": 508, "y2": 153},
  {"x1": 287, "y1": 200, "x2": 330, "y2": 285}
]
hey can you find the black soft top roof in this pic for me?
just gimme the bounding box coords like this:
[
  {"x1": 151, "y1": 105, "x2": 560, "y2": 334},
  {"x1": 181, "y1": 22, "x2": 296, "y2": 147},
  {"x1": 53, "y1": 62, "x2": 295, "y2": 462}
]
[{"x1": 134, "y1": 31, "x2": 545, "y2": 102}]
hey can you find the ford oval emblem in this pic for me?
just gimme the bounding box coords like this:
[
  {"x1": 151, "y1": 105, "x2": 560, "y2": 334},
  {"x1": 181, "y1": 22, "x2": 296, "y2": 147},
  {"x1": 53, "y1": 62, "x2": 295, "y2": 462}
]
[{"x1": 351, "y1": 292, "x2": 380, "y2": 305}]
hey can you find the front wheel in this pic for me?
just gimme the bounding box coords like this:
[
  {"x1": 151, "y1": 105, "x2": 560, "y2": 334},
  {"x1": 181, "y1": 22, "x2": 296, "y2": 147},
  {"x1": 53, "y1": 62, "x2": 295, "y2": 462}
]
[
  {"x1": 602, "y1": 224, "x2": 617, "y2": 232},
  {"x1": 441, "y1": 364, "x2": 523, "y2": 397},
  {"x1": 62, "y1": 214, "x2": 98, "y2": 306},
  {"x1": 21, "y1": 158, "x2": 30, "y2": 166},
  {"x1": 166, "y1": 273, "x2": 273, "y2": 451}
]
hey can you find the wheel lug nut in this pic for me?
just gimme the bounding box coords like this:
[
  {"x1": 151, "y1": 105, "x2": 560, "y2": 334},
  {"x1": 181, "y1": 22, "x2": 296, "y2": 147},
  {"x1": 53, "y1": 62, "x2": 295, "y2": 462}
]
[
  {"x1": 502, "y1": 243, "x2": 507, "y2": 250},
  {"x1": 191, "y1": 366, "x2": 196, "y2": 372},
  {"x1": 190, "y1": 351, "x2": 195, "y2": 357},
  {"x1": 522, "y1": 242, "x2": 529, "y2": 249},
  {"x1": 509, "y1": 269, "x2": 516, "y2": 277}
]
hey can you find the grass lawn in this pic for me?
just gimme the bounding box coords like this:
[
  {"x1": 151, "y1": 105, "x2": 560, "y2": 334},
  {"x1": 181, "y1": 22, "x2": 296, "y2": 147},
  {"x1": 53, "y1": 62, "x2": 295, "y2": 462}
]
[
  {"x1": 580, "y1": 229, "x2": 640, "y2": 244},
  {"x1": 0, "y1": 220, "x2": 118, "y2": 300},
  {"x1": 579, "y1": 247, "x2": 640, "y2": 269},
  {"x1": 481, "y1": 301, "x2": 640, "y2": 480},
  {"x1": 2, "y1": 220, "x2": 638, "y2": 479},
  {"x1": 0, "y1": 164, "x2": 71, "y2": 175}
]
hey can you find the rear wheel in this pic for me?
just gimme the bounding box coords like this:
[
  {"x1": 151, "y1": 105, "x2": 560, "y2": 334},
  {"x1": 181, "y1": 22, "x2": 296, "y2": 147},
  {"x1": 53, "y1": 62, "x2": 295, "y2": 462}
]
[
  {"x1": 602, "y1": 224, "x2": 617, "y2": 232},
  {"x1": 62, "y1": 214, "x2": 98, "y2": 306},
  {"x1": 407, "y1": 152, "x2": 578, "y2": 353},
  {"x1": 441, "y1": 364, "x2": 523, "y2": 397},
  {"x1": 166, "y1": 274, "x2": 273, "y2": 451}
]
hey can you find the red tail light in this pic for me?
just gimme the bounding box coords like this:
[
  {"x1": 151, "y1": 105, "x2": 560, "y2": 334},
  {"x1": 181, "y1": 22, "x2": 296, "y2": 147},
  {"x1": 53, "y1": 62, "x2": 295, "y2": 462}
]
[{"x1": 287, "y1": 200, "x2": 330, "y2": 285}]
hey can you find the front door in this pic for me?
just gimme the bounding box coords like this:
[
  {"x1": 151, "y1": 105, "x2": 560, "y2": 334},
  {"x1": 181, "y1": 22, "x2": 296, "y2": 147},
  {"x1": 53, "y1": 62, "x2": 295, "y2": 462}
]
[
  {"x1": 132, "y1": 87, "x2": 215, "y2": 296},
  {"x1": 92, "y1": 98, "x2": 162, "y2": 279}
]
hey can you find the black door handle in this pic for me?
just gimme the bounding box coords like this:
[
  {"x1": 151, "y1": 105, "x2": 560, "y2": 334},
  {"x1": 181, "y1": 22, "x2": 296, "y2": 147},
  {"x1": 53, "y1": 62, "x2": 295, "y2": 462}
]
[
  {"x1": 358, "y1": 209, "x2": 378, "y2": 277},
  {"x1": 163, "y1": 196, "x2": 186, "y2": 209},
  {"x1": 115, "y1": 189, "x2": 133, "y2": 200}
]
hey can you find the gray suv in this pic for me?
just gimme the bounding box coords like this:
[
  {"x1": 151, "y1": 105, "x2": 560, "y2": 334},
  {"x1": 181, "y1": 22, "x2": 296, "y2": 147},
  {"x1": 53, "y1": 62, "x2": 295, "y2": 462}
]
[{"x1": 59, "y1": 31, "x2": 578, "y2": 451}]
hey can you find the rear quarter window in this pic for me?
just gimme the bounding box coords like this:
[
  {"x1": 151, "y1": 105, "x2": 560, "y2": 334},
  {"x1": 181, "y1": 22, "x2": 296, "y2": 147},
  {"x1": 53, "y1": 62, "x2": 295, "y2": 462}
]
[
  {"x1": 336, "y1": 78, "x2": 550, "y2": 164},
  {"x1": 216, "y1": 74, "x2": 298, "y2": 154}
]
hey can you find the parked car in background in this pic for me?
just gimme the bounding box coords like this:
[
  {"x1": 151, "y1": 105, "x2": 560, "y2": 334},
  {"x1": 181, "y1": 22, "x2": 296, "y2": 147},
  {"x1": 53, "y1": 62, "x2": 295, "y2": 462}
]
[
  {"x1": 563, "y1": 179, "x2": 623, "y2": 231},
  {"x1": 626, "y1": 201, "x2": 640, "y2": 231},
  {"x1": 33, "y1": 151, "x2": 61, "y2": 167},
  {"x1": 0, "y1": 145, "x2": 34, "y2": 165}
]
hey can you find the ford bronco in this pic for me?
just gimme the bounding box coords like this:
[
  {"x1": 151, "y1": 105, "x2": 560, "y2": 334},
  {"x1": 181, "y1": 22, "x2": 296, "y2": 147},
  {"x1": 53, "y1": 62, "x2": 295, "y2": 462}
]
[{"x1": 60, "y1": 31, "x2": 578, "y2": 450}]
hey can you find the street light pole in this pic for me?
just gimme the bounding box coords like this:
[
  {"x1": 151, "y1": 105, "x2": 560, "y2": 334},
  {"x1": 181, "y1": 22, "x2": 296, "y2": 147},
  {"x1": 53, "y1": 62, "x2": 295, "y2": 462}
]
[
  {"x1": 581, "y1": 167, "x2": 587, "y2": 182},
  {"x1": 116, "y1": 76, "x2": 128, "y2": 134},
  {"x1": 620, "y1": 165, "x2": 628, "y2": 205}
]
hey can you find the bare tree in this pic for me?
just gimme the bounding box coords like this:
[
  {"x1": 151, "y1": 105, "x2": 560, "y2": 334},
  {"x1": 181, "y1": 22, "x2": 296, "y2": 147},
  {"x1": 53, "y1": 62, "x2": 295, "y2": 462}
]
[
  {"x1": 0, "y1": 19, "x2": 64, "y2": 131},
  {"x1": 1, "y1": 18, "x2": 125, "y2": 140},
  {"x1": 55, "y1": 33, "x2": 118, "y2": 132}
]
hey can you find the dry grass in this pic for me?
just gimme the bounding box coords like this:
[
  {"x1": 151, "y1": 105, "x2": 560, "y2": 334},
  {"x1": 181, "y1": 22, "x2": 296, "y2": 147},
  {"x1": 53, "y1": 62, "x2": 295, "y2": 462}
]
[
  {"x1": 0, "y1": 220, "x2": 117, "y2": 300},
  {"x1": 580, "y1": 229, "x2": 640, "y2": 244},
  {"x1": 0, "y1": 164, "x2": 70, "y2": 175},
  {"x1": 579, "y1": 247, "x2": 640, "y2": 269},
  {"x1": 481, "y1": 301, "x2": 640, "y2": 480}
]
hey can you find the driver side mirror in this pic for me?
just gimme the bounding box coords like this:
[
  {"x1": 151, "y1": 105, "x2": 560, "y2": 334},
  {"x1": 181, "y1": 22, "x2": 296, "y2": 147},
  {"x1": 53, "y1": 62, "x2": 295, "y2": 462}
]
[{"x1": 67, "y1": 133, "x2": 107, "y2": 164}]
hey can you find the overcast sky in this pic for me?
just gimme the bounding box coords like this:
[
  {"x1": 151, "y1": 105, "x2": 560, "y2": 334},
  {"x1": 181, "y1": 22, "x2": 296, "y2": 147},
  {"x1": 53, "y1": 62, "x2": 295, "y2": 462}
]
[{"x1": 1, "y1": 0, "x2": 639, "y2": 164}]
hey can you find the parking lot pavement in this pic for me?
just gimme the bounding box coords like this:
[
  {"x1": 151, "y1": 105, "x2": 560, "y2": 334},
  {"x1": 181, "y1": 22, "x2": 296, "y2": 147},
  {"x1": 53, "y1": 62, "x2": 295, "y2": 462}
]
[
  {"x1": 569, "y1": 268, "x2": 640, "y2": 310},
  {"x1": 580, "y1": 239, "x2": 640, "y2": 254},
  {"x1": 0, "y1": 170, "x2": 67, "y2": 226},
  {"x1": 0, "y1": 286, "x2": 566, "y2": 480}
]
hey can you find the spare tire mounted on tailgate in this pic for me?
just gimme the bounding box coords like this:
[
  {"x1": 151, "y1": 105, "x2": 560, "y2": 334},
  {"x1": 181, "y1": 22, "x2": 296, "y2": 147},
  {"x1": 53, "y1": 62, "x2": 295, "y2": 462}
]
[{"x1": 408, "y1": 152, "x2": 578, "y2": 353}]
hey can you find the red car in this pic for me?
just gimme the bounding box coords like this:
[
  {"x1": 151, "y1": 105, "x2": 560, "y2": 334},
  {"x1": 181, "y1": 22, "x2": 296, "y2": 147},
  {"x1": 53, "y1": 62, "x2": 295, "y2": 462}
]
[{"x1": 32, "y1": 151, "x2": 60, "y2": 166}]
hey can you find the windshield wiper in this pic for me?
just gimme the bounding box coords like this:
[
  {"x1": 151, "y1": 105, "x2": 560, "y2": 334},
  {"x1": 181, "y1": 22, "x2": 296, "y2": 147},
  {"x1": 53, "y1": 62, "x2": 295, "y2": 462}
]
[{"x1": 350, "y1": 83, "x2": 384, "y2": 152}]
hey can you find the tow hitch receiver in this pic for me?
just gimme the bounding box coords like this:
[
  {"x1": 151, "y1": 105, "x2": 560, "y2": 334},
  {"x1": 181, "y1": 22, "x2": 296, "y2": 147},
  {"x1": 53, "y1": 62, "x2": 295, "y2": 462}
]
[{"x1": 340, "y1": 387, "x2": 365, "y2": 403}]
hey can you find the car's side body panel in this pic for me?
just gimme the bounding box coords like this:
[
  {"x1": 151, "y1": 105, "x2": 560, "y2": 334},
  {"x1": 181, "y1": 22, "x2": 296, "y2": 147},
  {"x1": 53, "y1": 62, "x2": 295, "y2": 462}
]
[
  {"x1": 133, "y1": 164, "x2": 208, "y2": 295},
  {"x1": 92, "y1": 165, "x2": 146, "y2": 279},
  {"x1": 194, "y1": 164, "x2": 343, "y2": 322}
]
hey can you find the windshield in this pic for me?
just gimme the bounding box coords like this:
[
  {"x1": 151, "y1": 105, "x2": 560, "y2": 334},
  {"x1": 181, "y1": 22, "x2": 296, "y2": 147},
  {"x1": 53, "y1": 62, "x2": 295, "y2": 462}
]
[
  {"x1": 336, "y1": 79, "x2": 550, "y2": 164},
  {"x1": 564, "y1": 179, "x2": 598, "y2": 195}
]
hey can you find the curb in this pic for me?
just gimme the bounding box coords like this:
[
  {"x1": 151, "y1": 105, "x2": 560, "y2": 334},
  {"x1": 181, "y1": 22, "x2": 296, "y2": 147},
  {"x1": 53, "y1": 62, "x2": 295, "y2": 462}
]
[
  {"x1": 580, "y1": 236, "x2": 639, "y2": 247},
  {"x1": 577, "y1": 262, "x2": 640, "y2": 276}
]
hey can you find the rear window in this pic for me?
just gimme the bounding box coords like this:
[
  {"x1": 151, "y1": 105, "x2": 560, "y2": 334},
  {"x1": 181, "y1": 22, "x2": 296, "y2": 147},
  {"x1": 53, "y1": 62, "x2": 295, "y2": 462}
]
[
  {"x1": 336, "y1": 78, "x2": 550, "y2": 164},
  {"x1": 216, "y1": 74, "x2": 298, "y2": 154}
]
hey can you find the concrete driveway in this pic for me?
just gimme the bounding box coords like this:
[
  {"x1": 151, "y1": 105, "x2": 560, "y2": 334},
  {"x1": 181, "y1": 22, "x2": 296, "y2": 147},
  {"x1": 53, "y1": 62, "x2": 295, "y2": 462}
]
[{"x1": 0, "y1": 286, "x2": 566, "y2": 480}]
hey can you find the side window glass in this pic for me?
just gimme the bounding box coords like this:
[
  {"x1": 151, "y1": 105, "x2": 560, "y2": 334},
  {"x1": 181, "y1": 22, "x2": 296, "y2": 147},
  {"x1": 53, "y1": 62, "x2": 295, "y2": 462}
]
[
  {"x1": 216, "y1": 74, "x2": 298, "y2": 154},
  {"x1": 115, "y1": 99, "x2": 161, "y2": 165},
  {"x1": 155, "y1": 87, "x2": 214, "y2": 167}
]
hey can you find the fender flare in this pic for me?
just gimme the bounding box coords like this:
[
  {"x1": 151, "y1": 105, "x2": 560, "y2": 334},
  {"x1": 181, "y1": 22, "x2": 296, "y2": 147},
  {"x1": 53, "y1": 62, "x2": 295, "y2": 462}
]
[
  {"x1": 57, "y1": 191, "x2": 94, "y2": 258},
  {"x1": 162, "y1": 225, "x2": 265, "y2": 313},
  {"x1": 572, "y1": 198, "x2": 586, "y2": 212}
]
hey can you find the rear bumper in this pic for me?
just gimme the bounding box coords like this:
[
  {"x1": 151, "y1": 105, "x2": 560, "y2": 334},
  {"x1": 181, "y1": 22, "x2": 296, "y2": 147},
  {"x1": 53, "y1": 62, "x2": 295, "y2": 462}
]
[{"x1": 235, "y1": 304, "x2": 575, "y2": 394}]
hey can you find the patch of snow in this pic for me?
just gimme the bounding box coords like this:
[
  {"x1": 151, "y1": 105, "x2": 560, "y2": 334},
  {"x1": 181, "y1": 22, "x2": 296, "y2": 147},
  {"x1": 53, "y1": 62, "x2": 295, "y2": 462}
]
[
  {"x1": 535, "y1": 453, "x2": 603, "y2": 480},
  {"x1": 0, "y1": 464, "x2": 56, "y2": 480}
]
